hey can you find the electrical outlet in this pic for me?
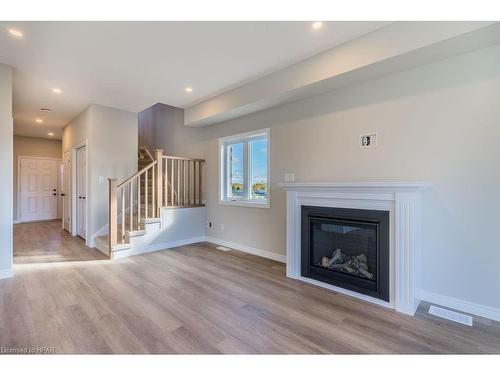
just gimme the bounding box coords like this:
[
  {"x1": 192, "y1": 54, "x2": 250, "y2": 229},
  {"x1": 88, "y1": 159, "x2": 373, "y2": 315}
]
[{"x1": 360, "y1": 133, "x2": 377, "y2": 148}]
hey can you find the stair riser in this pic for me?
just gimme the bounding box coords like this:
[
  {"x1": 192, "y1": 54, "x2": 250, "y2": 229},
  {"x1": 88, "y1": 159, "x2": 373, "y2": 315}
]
[{"x1": 143, "y1": 221, "x2": 161, "y2": 233}]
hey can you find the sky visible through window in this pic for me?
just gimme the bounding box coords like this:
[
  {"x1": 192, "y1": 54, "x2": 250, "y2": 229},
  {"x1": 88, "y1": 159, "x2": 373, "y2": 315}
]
[
  {"x1": 230, "y1": 140, "x2": 268, "y2": 183},
  {"x1": 230, "y1": 138, "x2": 267, "y2": 198},
  {"x1": 230, "y1": 143, "x2": 244, "y2": 184},
  {"x1": 250, "y1": 138, "x2": 268, "y2": 198}
]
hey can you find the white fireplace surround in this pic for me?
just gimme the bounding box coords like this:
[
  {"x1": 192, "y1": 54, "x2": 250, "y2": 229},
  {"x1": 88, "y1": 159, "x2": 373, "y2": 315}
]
[{"x1": 279, "y1": 182, "x2": 430, "y2": 316}]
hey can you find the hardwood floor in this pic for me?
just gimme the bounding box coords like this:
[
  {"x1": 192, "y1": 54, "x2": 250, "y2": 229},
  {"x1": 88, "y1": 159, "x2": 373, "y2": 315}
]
[
  {"x1": 2, "y1": 222, "x2": 500, "y2": 354},
  {"x1": 14, "y1": 221, "x2": 108, "y2": 264}
]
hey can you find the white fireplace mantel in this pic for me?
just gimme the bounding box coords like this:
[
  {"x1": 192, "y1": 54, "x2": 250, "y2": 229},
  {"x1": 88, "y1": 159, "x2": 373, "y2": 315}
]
[{"x1": 279, "y1": 181, "x2": 430, "y2": 316}]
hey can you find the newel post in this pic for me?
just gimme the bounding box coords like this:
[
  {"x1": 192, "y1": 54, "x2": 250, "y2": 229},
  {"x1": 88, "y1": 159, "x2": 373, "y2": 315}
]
[
  {"x1": 155, "y1": 149, "x2": 163, "y2": 216},
  {"x1": 108, "y1": 178, "x2": 118, "y2": 256}
]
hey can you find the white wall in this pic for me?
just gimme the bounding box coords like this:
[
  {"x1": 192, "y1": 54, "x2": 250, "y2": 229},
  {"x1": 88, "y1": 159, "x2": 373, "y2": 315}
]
[
  {"x1": 62, "y1": 106, "x2": 91, "y2": 152},
  {"x1": 151, "y1": 207, "x2": 206, "y2": 245},
  {"x1": 13, "y1": 136, "x2": 62, "y2": 221},
  {"x1": 62, "y1": 104, "x2": 138, "y2": 245},
  {"x1": 88, "y1": 105, "x2": 138, "y2": 238},
  {"x1": 0, "y1": 64, "x2": 13, "y2": 278},
  {"x1": 151, "y1": 44, "x2": 500, "y2": 311}
]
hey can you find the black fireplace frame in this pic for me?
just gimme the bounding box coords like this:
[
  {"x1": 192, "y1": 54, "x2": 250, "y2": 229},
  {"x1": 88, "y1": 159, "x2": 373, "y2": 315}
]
[{"x1": 301, "y1": 206, "x2": 390, "y2": 302}]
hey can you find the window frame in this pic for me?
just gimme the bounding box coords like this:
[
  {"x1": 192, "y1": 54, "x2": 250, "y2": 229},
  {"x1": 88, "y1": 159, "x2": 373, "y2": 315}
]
[{"x1": 219, "y1": 128, "x2": 270, "y2": 208}]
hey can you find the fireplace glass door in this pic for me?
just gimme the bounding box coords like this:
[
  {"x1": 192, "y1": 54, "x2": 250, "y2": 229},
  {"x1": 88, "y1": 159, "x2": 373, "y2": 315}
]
[
  {"x1": 310, "y1": 218, "x2": 377, "y2": 281},
  {"x1": 301, "y1": 206, "x2": 389, "y2": 301}
]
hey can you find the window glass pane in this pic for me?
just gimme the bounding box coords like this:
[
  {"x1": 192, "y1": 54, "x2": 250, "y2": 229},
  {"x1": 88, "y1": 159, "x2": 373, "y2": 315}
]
[
  {"x1": 250, "y1": 138, "x2": 268, "y2": 200},
  {"x1": 228, "y1": 142, "x2": 244, "y2": 199}
]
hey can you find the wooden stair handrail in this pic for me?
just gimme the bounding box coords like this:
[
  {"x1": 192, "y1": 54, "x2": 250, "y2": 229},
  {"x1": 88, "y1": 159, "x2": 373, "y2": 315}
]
[
  {"x1": 108, "y1": 149, "x2": 205, "y2": 255},
  {"x1": 117, "y1": 160, "x2": 157, "y2": 189},
  {"x1": 162, "y1": 155, "x2": 205, "y2": 162}
]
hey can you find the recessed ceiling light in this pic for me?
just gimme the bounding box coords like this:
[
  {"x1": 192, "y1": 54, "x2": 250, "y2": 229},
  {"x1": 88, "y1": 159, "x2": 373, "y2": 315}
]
[
  {"x1": 8, "y1": 28, "x2": 23, "y2": 38},
  {"x1": 312, "y1": 21, "x2": 323, "y2": 30},
  {"x1": 52, "y1": 88, "x2": 62, "y2": 94},
  {"x1": 41, "y1": 108, "x2": 51, "y2": 112},
  {"x1": 47, "y1": 132, "x2": 54, "y2": 136},
  {"x1": 35, "y1": 118, "x2": 43, "y2": 123},
  {"x1": 185, "y1": 87, "x2": 193, "y2": 93}
]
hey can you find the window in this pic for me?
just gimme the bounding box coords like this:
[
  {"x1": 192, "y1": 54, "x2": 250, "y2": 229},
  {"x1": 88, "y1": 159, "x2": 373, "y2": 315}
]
[{"x1": 219, "y1": 128, "x2": 270, "y2": 207}]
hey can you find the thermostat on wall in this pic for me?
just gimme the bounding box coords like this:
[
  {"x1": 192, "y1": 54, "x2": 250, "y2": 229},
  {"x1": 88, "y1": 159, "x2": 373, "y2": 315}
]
[{"x1": 360, "y1": 133, "x2": 377, "y2": 148}]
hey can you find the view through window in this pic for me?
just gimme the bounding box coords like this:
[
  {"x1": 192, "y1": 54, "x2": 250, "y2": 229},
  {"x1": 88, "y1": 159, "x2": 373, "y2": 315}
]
[{"x1": 220, "y1": 129, "x2": 269, "y2": 206}]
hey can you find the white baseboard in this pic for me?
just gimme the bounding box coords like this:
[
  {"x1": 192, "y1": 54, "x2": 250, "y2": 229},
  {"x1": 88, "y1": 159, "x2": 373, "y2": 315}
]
[
  {"x1": 420, "y1": 289, "x2": 500, "y2": 323},
  {"x1": 111, "y1": 234, "x2": 287, "y2": 264},
  {"x1": 113, "y1": 236, "x2": 206, "y2": 259},
  {"x1": 204, "y1": 236, "x2": 286, "y2": 263},
  {"x1": 0, "y1": 268, "x2": 13, "y2": 279},
  {"x1": 144, "y1": 236, "x2": 206, "y2": 253}
]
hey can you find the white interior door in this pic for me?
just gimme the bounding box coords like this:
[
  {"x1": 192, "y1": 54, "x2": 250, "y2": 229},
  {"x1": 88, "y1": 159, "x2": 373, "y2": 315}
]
[
  {"x1": 62, "y1": 151, "x2": 72, "y2": 232},
  {"x1": 20, "y1": 157, "x2": 59, "y2": 222},
  {"x1": 57, "y1": 161, "x2": 63, "y2": 219},
  {"x1": 76, "y1": 146, "x2": 87, "y2": 239}
]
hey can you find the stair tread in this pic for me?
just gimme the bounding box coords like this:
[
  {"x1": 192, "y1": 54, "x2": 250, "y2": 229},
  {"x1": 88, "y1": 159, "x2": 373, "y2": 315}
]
[
  {"x1": 143, "y1": 217, "x2": 161, "y2": 223},
  {"x1": 127, "y1": 229, "x2": 147, "y2": 237}
]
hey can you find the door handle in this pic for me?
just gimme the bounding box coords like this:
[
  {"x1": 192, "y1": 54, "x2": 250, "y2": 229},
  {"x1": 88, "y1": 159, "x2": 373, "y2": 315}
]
[
  {"x1": 60, "y1": 193, "x2": 66, "y2": 197},
  {"x1": 53, "y1": 193, "x2": 57, "y2": 196},
  {"x1": 82, "y1": 197, "x2": 86, "y2": 200},
  {"x1": 78, "y1": 196, "x2": 82, "y2": 199}
]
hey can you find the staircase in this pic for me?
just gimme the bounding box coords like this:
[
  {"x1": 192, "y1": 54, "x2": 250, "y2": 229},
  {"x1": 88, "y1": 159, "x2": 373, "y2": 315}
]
[{"x1": 95, "y1": 147, "x2": 204, "y2": 258}]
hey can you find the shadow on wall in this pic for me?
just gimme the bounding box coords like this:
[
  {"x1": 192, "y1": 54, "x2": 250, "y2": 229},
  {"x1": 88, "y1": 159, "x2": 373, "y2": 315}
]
[
  {"x1": 138, "y1": 44, "x2": 500, "y2": 156},
  {"x1": 199, "y1": 43, "x2": 500, "y2": 140}
]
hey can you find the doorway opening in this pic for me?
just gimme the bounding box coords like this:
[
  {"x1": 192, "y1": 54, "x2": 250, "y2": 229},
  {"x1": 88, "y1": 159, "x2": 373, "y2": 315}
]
[{"x1": 14, "y1": 140, "x2": 103, "y2": 264}]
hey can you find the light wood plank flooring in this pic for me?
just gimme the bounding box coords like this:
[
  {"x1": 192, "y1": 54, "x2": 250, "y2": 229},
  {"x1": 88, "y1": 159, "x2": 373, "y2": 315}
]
[
  {"x1": 14, "y1": 221, "x2": 108, "y2": 264},
  {"x1": 2, "y1": 221, "x2": 500, "y2": 354}
]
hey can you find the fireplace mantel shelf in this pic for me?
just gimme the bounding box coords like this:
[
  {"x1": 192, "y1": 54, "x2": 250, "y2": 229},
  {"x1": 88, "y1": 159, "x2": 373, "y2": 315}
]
[{"x1": 279, "y1": 181, "x2": 431, "y2": 190}]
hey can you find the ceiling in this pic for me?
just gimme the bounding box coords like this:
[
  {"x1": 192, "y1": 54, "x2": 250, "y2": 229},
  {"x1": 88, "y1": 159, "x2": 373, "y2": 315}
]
[{"x1": 0, "y1": 21, "x2": 389, "y2": 139}]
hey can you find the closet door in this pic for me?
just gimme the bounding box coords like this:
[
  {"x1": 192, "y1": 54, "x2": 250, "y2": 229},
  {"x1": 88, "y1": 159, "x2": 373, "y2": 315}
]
[
  {"x1": 62, "y1": 151, "x2": 72, "y2": 232},
  {"x1": 76, "y1": 146, "x2": 87, "y2": 239}
]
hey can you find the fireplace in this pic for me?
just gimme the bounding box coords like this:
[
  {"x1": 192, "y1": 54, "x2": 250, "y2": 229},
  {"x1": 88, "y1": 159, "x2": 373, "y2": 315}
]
[
  {"x1": 301, "y1": 206, "x2": 389, "y2": 301},
  {"x1": 281, "y1": 182, "x2": 427, "y2": 315}
]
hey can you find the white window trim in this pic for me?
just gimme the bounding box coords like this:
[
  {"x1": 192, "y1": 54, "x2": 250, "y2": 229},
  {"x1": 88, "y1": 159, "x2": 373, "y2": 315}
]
[{"x1": 219, "y1": 128, "x2": 270, "y2": 208}]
